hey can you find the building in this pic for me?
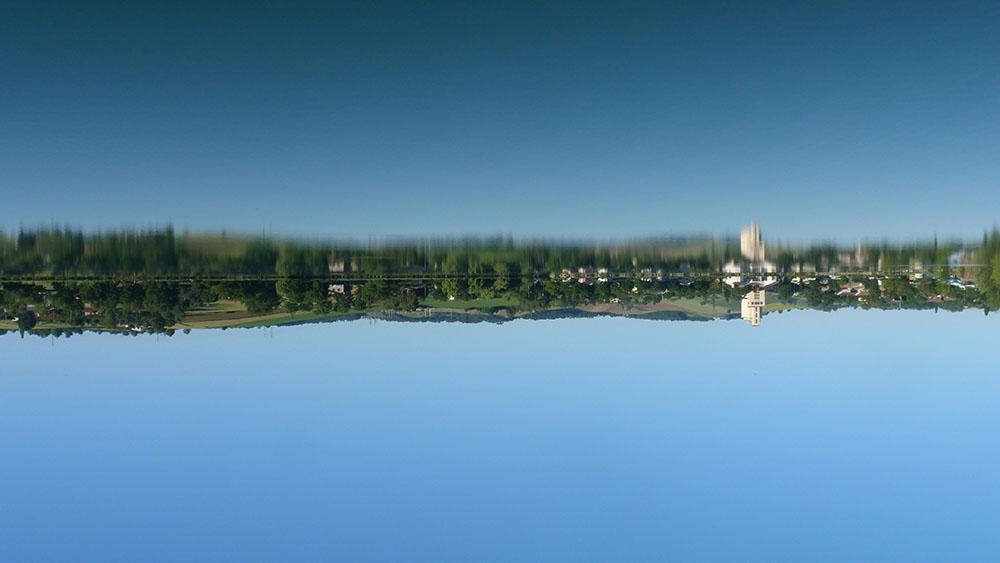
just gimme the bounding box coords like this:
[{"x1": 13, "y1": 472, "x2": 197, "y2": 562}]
[
  {"x1": 741, "y1": 222, "x2": 765, "y2": 263},
  {"x1": 723, "y1": 275, "x2": 745, "y2": 288},
  {"x1": 741, "y1": 289, "x2": 765, "y2": 327}
]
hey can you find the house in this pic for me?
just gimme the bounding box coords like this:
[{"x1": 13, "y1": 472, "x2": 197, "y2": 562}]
[
  {"x1": 835, "y1": 281, "x2": 870, "y2": 299},
  {"x1": 723, "y1": 275, "x2": 744, "y2": 288},
  {"x1": 753, "y1": 277, "x2": 779, "y2": 288}
]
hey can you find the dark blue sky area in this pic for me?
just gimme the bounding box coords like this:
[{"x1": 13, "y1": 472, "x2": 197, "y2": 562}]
[{"x1": 2, "y1": 1, "x2": 998, "y2": 239}]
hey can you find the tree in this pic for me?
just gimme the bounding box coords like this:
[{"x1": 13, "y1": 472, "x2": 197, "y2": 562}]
[{"x1": 16, "y1": 309, "x2": 36, "y2": 334}]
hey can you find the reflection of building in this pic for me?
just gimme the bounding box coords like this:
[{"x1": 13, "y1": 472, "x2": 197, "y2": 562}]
[
  {"x1": 723, "y1": 260, "x2": 742, "y2": 274},
  {"x1": 741, "y1": 289, "x2": 765, "y2": 327},
  {"x1": 741, "y1": 222, "x2": 765, "y2": 263}
]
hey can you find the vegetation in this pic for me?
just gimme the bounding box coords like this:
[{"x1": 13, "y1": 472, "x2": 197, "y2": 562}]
[
  {"x1": 1, "y1": 267, "x2": 994, "y2": 338},
  {"x1": 4, "y1": 227, "x2": 997, "y2": 337}
]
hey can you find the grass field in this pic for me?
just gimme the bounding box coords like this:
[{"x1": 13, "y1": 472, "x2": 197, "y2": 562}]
[
  {"x1": 420, "y1": 295, "x2": 520, "y2": 309},
  {"x1": 173, "y1": 300, "x2": 300, "y2": 329},
  {"x1": 764, "y1": 301, "x2": 806, "y2": 313},
  {"x1": 173, "y1": 300, "x2": 358, "y2": 329},
  {"x1": 224, "y1": 311, "x2": 355, "y2": 328},
  {"x1": 666, "y1": 297, "x2": 740, "y2": 316},
  {"x1": 0, "y1": 321, "x2": 89, "y2": 331},
  {"x1": 173, "y1": 300, "x2": 256, "y2": 328}
]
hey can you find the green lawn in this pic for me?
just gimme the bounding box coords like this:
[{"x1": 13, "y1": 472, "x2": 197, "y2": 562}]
[
  {"x1": 420, "y1": 295, "x2": 520, "y2": 309},
  {"x1": 764, "y1": 301, "x2": 806, "y2": 313},
  {"x1": 666, "y1": 297, "x2": 740, "y2": 316},
  {"x1": 226, "y1": 311, "x2": 354, "y2": 328},
  {"x1": 174, "y1": 301, "x2": 247, "y2": 328},
  {"x1": 0, "y1": 320, "x2": 83, "y2": 330},
  {"x1": 173, "y1": 300, "x2": 358, "y2": 329}
]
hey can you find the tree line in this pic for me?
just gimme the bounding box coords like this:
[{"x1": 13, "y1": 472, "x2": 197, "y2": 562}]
[{"x1": 2, "y1": 266, "x2": 996, "y2": 338}]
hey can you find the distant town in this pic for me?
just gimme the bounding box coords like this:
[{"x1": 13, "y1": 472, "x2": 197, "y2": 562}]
[{"x1": 2, "y1": 223, "x2": 997, "y2": 336}]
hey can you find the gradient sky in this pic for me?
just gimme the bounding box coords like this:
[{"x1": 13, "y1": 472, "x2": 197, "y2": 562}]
[
  {"x1": 2, "y1": 1, "x2": 998, "y2": 240},
  {"x1": 3, "y1": 310, "x2": 1000, "y2": 561}
]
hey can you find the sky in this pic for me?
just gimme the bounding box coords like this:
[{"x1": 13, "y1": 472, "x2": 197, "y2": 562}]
[
  {"x1": 3, "y1": 310, "x2": 1000, "y2": 561},
  {"x1": 2, "y1": 0, "x2": 998, "y2": 241}
]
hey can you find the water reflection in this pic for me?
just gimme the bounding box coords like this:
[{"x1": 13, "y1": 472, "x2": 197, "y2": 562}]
[
  {"x1": 741, "y1": 222, "x2": 767, "y2": 263},
  {"x1": 1, "y1": 224, "x2": 995, "y2": 278}
]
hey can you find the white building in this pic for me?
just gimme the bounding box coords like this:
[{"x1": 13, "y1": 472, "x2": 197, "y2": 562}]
[{"x1": 741, "y1": 289, "x2": 766, "y2": 327}]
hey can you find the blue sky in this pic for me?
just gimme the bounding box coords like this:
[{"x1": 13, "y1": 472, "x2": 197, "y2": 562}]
[
  {"x1": 2, "y1": 1, "x2": 998, "y2": 240},
  {"x1": 3, "y1": 310, "x2": 1000, "y2": 561}
]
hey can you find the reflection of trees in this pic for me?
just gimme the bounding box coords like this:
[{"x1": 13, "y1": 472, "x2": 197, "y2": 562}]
[{"x1": 2, "y1": 227, "x2": 992, "y2": 279}]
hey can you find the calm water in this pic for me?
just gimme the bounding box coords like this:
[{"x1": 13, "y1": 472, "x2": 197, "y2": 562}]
[{"x1": 3, "y1": 309, "x2": 999, "y2": 562}]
